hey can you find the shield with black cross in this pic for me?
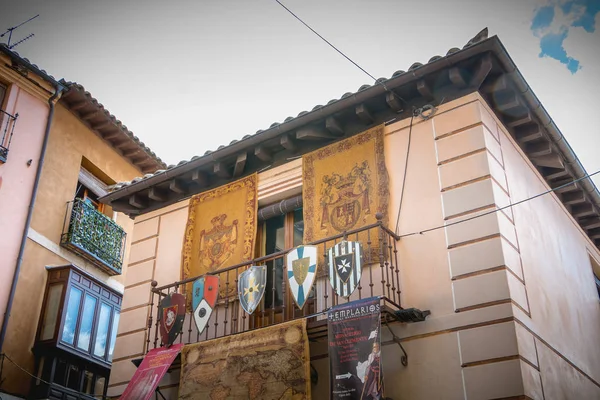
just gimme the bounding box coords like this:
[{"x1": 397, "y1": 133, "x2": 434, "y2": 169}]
[{"x1": 328, "y1": 240, "x2": 363, "y2": 298}]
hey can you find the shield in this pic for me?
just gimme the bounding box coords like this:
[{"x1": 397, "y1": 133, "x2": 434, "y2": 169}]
[
  {"x1": 158, "y1": 293, "x2": 185, "y2": 347},
  {"x1": 328, "y1": 240, "x2": 363, "y2": 297},
  {"x1": 192, "y1": 275, "x2": 219, "y2": 334},
  {"x1": 286, "y1": 245, "x2": 318, "y2": 309},
  {"x1": 238, "y1": 265, "x2": 266, "y2": 315}
]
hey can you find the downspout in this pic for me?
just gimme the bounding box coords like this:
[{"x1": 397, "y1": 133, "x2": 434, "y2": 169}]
[{"x1": 0, "y1": 84, "x2": 64, "y2": 352}]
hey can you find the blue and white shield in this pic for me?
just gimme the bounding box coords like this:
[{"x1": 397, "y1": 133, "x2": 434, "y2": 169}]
[
  {"x1": 238, "y1": 265, "x2": 267, "y2": 315},
  {"x1": 192, "y1": 275, "x2": 219, "y2": 334},
  {"x1": 286, "y1": 245, "x2": 318, "y2": 309},
  {"x1": 328, "y1": 240, "x2": 363, "y2": 297}
]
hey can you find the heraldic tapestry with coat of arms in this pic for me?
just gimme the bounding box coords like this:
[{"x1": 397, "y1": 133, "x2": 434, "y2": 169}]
[
  {"x1": 181, "y1": 174, "x2": 258, "y2": 306},
  {"x1": 303, "y1": 125, "x2": 389, "y2": 275}
]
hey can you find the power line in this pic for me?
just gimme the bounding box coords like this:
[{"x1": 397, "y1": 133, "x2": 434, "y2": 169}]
[{"x1": 399, "y1": 169, "x2": 600, "y2": 239}]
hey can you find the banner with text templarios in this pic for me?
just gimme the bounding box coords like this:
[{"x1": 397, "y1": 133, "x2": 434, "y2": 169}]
[{"x1": 328, "y1": 297, "x2": 384, "y2": 400}]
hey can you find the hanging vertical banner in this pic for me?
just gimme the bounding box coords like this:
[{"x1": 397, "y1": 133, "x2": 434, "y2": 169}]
[{"x1": 328, "y1": 297, "x2": 383, "y2": 400}]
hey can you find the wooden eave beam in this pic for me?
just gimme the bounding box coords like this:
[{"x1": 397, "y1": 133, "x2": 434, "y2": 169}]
[
  {"x1": 325, "y1": 116, "x2": 344, "y2": 136},
  {"x1": 416, "y1": 79, "x2": 433, "y2": 100},
  {"x1": 148, "y1": 187, "x2": 168, "y2": 202},
  {"x1": 192, "y1": 169, "x2": 208, "y2": 186},
  {"x1": 80, "y1": 109, "x2": 103, "y2": 120},
  {"x1": 92, "y1": 120, "x2": 113, "y2": 131},
  {"x1": 233, "y1": 153, "x2": 247, "y2": 178},
  {"x1": 561, "y1": 191, "x2": 586, "y2": 205},
  {"x1": 571, "y1": 204, "x2": 595, "y2": 218},
  {"x1": 515, "y1": 124, "x2": 543, "y2": 144},
  {"x1": 255, "y1": 146, "x2": 272, "y2": 162},
  {"x1": 449, "y1": 67, "x2": 467, "y2": 88},
  {"x1": 469, "y1": 53, "x2": 493, "y2": 89},
  {"x1": 552, "y1": 179, "x2": 578, "y2": 194},
  {"x1": 530, "y1": 153, "x2": 563, "y2": 169},
  {"x1": 481, "y1": 74, "x2": 509, "y2": 93},
  {"x1": 545, "y1": 169, "x2": 570, "y2": 181},
  {"x1": 122, "y1": 148, "x2": 142, "y2": 158},
  {"x1": 280, "y1": 133, "x2": 297, "y2": 152},
  {"x1": 588, "y1": 229, "x2": 600, "y2": 240},
  {"x1": 526, "y1": 141, "x2": 552, "y2": 158},
  {"x1": 385, "y1": 92, "x2": 404, "y2": 113},
  {"x1": 507, "y1": 113, "x2": 532, "y2": 128},
  {"x1": 114, "y1": 140, "x2": 133, "y2": 150},
  {"x1": 356, "y1": 104, "x2": 374, "y2": 125},
  {"x1": 102, "y1": 130, "x2": 122, "y2": 141},
  {"x1": 296, "y1": 126, "x2": 332, "y2": 141},
  {"x1": 496, "y1": 95, "x2": 521, "y2": 113},
  {"x1": 214, "y1": 162, "x2": 231, "y2": 179},
  {"x1": 129, "y1": 194, "x2": 148, "y2": 209},
  {"x1": 580, "y1": 217, "x2": 600, "y2": 230},
  {"x1": 169, "y1": 179, "x2": 186, "y2": 194},
  {"x1": 69, "y1": 100, "x2": 88, "y2": 111}
]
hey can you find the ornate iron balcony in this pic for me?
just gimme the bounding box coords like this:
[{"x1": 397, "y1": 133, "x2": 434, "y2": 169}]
[
  {"x1": 0, "y1": 109, "x2": 18, "y2": 163},
  {"x1": 61, "y1": 198, "x2": 126, "y2": 275}
]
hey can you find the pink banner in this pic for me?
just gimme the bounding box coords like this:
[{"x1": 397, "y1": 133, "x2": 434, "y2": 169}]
[{"x1": 120, "y1": 344, "x2": 183, "y2": 400}]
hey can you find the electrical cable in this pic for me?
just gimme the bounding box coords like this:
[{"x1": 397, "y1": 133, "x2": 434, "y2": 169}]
[
  {"x1": 394, "y1": 112, "x2": 415, "y2": 235},
  {"x1": 398, "y1": 169, "x2": 600, "y2": 239},
  {"x1": 273, "y1": 0, "x2": 408, "y2": 104}
]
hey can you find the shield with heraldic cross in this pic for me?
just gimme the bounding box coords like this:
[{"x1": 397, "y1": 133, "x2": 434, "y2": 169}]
[
  {"x1": 328, "y1": 240, "x2": 363, "y2": 298},
  {"x1": 238, "y1": 265, "x2": 266, "y2": 315},
  {"x1": 192, "y1": 275, "x2": 219, "y2": 334},
  {"x1": 286, "y1": 245, "x2": 318, "y2": 309},
  {"x1": 158, "y1": 292, "x2": 185, "y2": 347}
]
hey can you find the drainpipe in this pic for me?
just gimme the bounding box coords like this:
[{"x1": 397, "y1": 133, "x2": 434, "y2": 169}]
[{"x1": 0, "y1": 84, "x2": 64, "y2": 352}]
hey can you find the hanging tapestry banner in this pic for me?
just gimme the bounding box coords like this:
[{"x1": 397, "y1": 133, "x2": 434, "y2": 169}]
[
  {"x1": 328, "y1": 297, "x2": 384, "y2": 400},
  {"x1": 120, "y1": 343, "x2": 183, "y2": 400},
  {"x1": 302, "y1": 125, "x2": 389, "y2": 276},
  {"x1": 181, "y1": 174, "x2": 258, "y2": 305},
  {"x1": 179, "y1": 319, "x2": 311, "y2": 399}
]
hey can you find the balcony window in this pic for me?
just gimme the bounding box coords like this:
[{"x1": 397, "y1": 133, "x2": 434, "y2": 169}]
[
  {"x1": 61, "y1": 196, "x2": 126, "y2": 275},
  {"x1": 32, "y1": 265, "x2": 121, "y2": 399},
  {"x1": 0, "y1": 83, "x2": 18, "y2": 163}
]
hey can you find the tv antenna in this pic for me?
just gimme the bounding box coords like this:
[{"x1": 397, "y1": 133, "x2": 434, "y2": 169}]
[{"x1": 0, "y1": 14, "x2": 39, "y2": 49}]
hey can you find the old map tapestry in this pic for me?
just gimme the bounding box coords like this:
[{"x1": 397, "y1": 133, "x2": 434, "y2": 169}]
[
  {"x1": 181, "y1": 174, "x2": 258, "y2": 304},
  {"x1": 303, "y1": 125, "x2": 389, "y2": 274},
  {"x1": 179, "y1": 319, "x2": 311, "y2": 400}
]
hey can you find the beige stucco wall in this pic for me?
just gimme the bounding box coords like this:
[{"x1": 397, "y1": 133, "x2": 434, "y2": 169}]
[
  {"x1": 1, "y1": 102, "x2": 144, "y2": 396},
  {"x1": 109, "y1": 93, "x2": 600, "y2": 399}
]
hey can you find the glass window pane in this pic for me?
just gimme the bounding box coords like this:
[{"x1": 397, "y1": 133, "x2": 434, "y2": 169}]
[
  {"x1": 62, "y1": 287, "x2": 82, "y2": 345},
  {"x1": 40, "y1": 284, "x2": 63, "y2": 341},
  {"x1": 76, "y1": 294, "x2": 97, "y2": 351},
  {"x1": 108, "y1": 311, "x2": 120, "y2": 362},
  {"x1": 94, "y1": 376, "x2": 106, "y2": 396},
  {"x1": 265, "y1": 215, "x2": 285, "y2": 308},
  {"x1": 54, "y1": 359, "x2": 67, "y2": 386},
  {"x1": 67, "y1": 364, "x2": 80, "y2": 390},
  {"x1": 82, "y1": 370, "x2": 94, "y2": 394},
  {"x1": 93, "y1": 303, "x2": 111, "y2": 357}
]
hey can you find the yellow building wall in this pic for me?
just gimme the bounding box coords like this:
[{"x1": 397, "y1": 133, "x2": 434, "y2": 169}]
[
  {"x1": 1, "y1": 102, "x2": 144, "y2": 396},
  {"x1": 108, "y1": 93, "x2": 600, "y2": 399}
]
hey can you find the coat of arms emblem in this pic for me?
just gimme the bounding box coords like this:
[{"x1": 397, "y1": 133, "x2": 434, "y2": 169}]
[
  {"x1": 198, "y1": 214, "x2": 238, "y2": 271},
  {"x1": 286, "y1": 245, "x2": 318, "y2": 309},
  {"x1": 328, "y1": 240, "x2": 363, "y2": 297},
  {"x1": 238, "y1": 265, "x2": 267, "y2": 315},
  {"x1": 320, "y1": 161, "x2": 371, "y2": 233},
  {"x1": 192, "y1": 275, "x2": 219, "y2": 334},
  {"x1": 158, "y1": 293, "x2": 186, "y2": 347}
]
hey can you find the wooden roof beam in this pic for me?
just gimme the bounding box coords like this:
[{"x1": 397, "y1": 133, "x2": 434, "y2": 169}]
[
  {"x1": 80, "y1": 109, "x2": 103, "y2": 120},
  {"x1": 580, "y1": 217, "x2": 600, "y2": 230},
  {"x1": 385, "y1": 92, "x2": 404, "y2": 113},
  {"x1": 69, "y1": 100, "x2": 88, "y2": 111},
  {"x1": 296, "y1": 126, "x2": 332, "y2": 141},
  {"x1": 515, "y1": 124, "x2": 543, "y2": 144},
  {"x1": 561, "y1": 191, "x2": 586, "y2": 206},
  {"x1": 214, "y1": 161, "x2": 231, "y2": 179},
  {"x1": 449, "y1": 67, "x2": 467, "y2": 88},
  {"x1": 169, "y1": 179, "x2": 186, "y2": 194},
  {"x1": 507, "y1": 113, "x2": 532, "y2": 128},
  {"x1": 416, "y1": 79, "x2": 433, "y2": 100},
  {"x1": 526, "y1": 141, "x2": 552, "y2": 158},
  {"x1": 129, "y1": 194, "x2": 148, "y2": 209},
  {"x1": 148, "y1": 187, "x2": 168, "y2": 202},
  {"x1": 325, "y1": 116, "x2": 344, "y2": 136},
  {"x1": 571, "y1": 204, "x2": 595, "y2": 218},
  {"x1": 481, "y1": 74, "x2": 509, "y2": 94},
  {"x1": 356, "y1": 104, "x2": 374, "y2": 125},
  {"x1": 470, "y1": 53, "x2": 492, "y2": 89},
  {"x1": 530, "y1": 153, "x2": 563, "y2": 169},
  {"x1": 280, "y1": 133, "x2": 297, "y2": 152},
  {"x1": 192, "y1": 169, "x2": 208, "y2": 186},
  {"x1": 233, "y1": 153, "x2": 247, "y2": 178}
]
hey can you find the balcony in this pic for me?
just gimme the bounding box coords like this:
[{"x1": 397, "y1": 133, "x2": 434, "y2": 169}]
[
  {"x1": 143, "y1": 220, "x2": 421, "y2": 353},
  {"x1": 61, "y1": 198, "x2": 126, "y2": 275},
  {"x1": 0, "y1": 109, "x2": 18, "y2": 162}
]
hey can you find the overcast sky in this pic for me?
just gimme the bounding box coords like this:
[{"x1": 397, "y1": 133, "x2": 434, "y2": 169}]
[{"x1": 1, "y1": 0, "x2": 599, "y2": 190}]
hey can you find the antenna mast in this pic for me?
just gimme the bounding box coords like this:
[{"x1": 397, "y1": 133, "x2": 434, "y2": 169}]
[{"x1": 0, "y1": 14, "x2": 40, "y2": 49}]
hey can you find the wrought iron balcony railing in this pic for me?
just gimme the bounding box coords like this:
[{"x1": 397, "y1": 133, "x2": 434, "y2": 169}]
[
  {"x1": 144, "y1": 218, "x2": 404, "y2": 353},
  {"x1": 61, "y1": 198, "x2": 126, "y2": 275},
  {"x1": 0, "y1": 109, "x2": 18, "y2": 163}
]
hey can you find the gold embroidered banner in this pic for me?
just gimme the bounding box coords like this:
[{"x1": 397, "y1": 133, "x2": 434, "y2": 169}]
[
  {"x1": 179, "y1": 319, "x2": 311, "y2": 399},
  {"x1": 303, "y1": 125, "x2": 389, "y2": 272},
  {"x1": 181, "y1": 174, "x2": 258, "y2": 302}
]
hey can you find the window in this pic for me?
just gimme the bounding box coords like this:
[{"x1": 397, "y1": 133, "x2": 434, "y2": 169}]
[
  {"x1": 35, "y1": 265, "x2": 122, "y2": 365},
  {"x1": 32, "y1": 355, "x2": 109, "y2": 398},
  {"x1": 259, "y1": 207, "x2": 307, "y2": 321},
  {"x1": 0, "y1": 82, "x2": 18, "y2": 163},
  {"x1": 590, "y1": 255, "x2": 600, "y2": 300}
]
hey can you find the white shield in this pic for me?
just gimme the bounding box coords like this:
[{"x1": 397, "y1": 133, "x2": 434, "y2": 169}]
[{"x1": 286, "y1": 245, "x2": 318, "y2": 309}]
